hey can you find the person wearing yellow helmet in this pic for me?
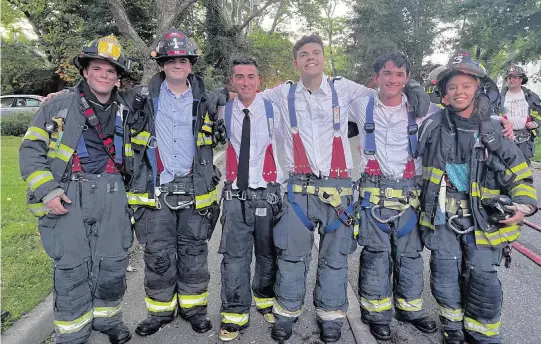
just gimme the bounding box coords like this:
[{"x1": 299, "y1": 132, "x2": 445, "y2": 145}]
[
  {"x1": 19, "y1": 35, "x2": 135, "y2": 344},
  {"x1": 417, "y1": 51, "x2": 537, "y2": 344}
]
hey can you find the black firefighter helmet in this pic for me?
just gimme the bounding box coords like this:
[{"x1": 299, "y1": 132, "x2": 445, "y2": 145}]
[
  {"x1": 73, "y1": 35, "x2": 132, "y2": 76},
  {"x1": 151, "y1": 28, "x2": 200, "y2": 65},
  {"x1": 436, "y1": 51, "x2": 500, "y2": 109},
  {"x1": 506, "y1": 63, "x2": 528, "y2": 85}
]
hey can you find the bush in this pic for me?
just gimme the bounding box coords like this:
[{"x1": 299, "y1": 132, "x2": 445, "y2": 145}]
[{"x1": 1, "y1": 111, "x2": 35, "y2": 136}]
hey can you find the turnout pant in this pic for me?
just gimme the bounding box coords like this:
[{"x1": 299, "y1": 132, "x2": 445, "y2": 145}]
[
  {"x1": 37, "y1": 173, "x2": 133, "y2": 344},
  {"x1": 423, "y1": 219, "x2": 504, "y2": 343},
  {"x1": 218, "y1": 184, "x2": 281, "y2": 328},
  {"x1": 272, "y1": 176, "x2": 357, "y2": 325},
  {"x1": 357, "y1": 206, "x2": 425, "y2": 324},
  {"x1": 134, "y1": 189, "x2": 215, "y2": 319}
]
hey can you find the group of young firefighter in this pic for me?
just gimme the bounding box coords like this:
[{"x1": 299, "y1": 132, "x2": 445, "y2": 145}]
[{"x1": 19, "y1": 30, "x2": 539, "y2": 344}]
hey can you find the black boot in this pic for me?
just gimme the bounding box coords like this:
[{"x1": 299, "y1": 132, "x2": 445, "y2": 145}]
[
  {"x1": 187, "y1": 314, "x2": 212, "y2": 333},
  {"x1": 395, "y1": 313, "x2": 438, "y2": 334},
  {"x1": 271, "y1": 317, "x2": 297, "y2": 342},
  {"x1": 318, "y1": 320, "x2": 342, "y2": 343},
  {"x1": 444, "y1": 330, "x2": 465, "y2": 344},
  {"x1": 369, "y1": 323, "x2": 391, "y2": 341},
  {"x1": 135, "y1": 315, "x2": 174, "y2": 336},
  {"x1": 104, "y1": 323, "x2": 131, "y2": 344}
]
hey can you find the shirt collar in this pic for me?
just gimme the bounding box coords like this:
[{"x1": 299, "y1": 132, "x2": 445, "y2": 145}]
[
  {"x1": 234, "y1": 93, "x2": 263, "y2": 114},
  {"x1": 375, "y1": 92, "x2": 408, "y2": 108},
  {"x1": 296, "y1": 74, "x2": 330, "y2": 95},
  {"x1": 161, "y1": 79, "x2": 192, "y2": 98}
]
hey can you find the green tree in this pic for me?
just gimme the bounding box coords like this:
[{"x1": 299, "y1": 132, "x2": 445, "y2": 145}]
[{"x1": 347, "y1": 0, "x2": 440, "y2": 82}]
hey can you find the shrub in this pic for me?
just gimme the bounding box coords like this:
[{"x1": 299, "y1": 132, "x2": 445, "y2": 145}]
[{"x1": 1, "y1": 111, "x2": 36, "y2": 136}]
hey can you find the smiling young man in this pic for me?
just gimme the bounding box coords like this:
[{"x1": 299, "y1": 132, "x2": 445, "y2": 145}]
[
  {"x1": 349, "y1": 52, "x2": 438, "y2": 341},
  {"x1": 251, "y1": 36, "x2": 431, "y2": 343},
  {"x1": 417, "y1": 52, "x2": 537, "y2": 344},
  {"x1": 216, "y1": 57, "x2": 284, "y2": 341},
  {"x1": 20, "y1": 35, "x2": 134, "y2": 344},
  {"x1": 499, "y1": 64, "x2": 541, "y2": 165},
  {"x1": 125, "y1": 28, "x2": 222, "y2": 337}
]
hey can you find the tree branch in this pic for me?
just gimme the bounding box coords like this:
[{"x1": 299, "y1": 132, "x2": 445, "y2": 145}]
[
  {"x1": 106, "y1": 0, "x2": 147, "y2": 52},
  {"x1": 236, "y1": 0, "x2": 280, "y2": 31},
  {"x1": 269, "y1": 0, "x2": 286, "y2": 34}
]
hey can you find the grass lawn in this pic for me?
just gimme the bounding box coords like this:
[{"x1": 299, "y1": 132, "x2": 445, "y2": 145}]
[{"x1": 1, "y1": 136, "x2": 52, "y2": 332}]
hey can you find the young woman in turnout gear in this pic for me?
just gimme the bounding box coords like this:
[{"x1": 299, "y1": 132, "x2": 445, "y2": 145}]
[
  {"x1": 417, "y1": 51, "x2": 537, "y2": 344},
  {"x1": 348, "y1": 52, "x2": 438, "y2": 341},
  {"x1": 207, "y1": 34, "x2": 432, "y2": 343},
  {"x1": 499, "y1": 63, "x2": 541, "y2": 165},
  {"x1": 19, "y1": 36, "x2": 135, "y2": 344},
  {"x1": 216, "y1": 57, "x2": 285, "y2": 341},
  {"x1": 123, "y1": 28, "x2": 225, "y2": 337}
]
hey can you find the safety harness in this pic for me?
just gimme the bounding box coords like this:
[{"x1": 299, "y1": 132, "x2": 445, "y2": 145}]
[
  {"x1": 286, "y1": 79, "x2": 355, "y2": 233},
  {"x1": 358, "y1": 95, "x2": 419, "y2": 237},
  {"x1": 71, "y1": 93, "x2": 124, "y2": 176}
]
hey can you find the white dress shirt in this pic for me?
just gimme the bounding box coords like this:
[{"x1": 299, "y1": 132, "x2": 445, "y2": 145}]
[
  {"x1": 261, "y1": 75, "x2": 375, "y2": 177},
  {"x1": 349, "y1": 93, "x2": 438, "y2": 179},
  {"x1": 224, "y1": 94, "x2": 285, "y2": 189}
]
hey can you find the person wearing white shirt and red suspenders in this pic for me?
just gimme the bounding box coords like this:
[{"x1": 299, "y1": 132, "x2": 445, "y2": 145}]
[
  {"x1": 349, "y1": 52, "x2": 438, "y2": 341},
  {"x1": 258, "y1": 34, "x2": 431, "y2": 343},
  {"x1": 217, "y1": 57, "x2": 284, "y2": 341}
]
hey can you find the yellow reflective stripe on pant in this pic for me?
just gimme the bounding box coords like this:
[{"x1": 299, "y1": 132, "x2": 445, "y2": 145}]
[
  {"x1": 196, "y1": 133, "x2": 213, "y2": 146},
  {"x1": 221, "y1": 312, "x2": 249, "y2": 326},
  {"x1": 273, "y1": 300, "x2": 302, "y2": 318},
  {"x1": 54, "y1": 310, "x2": 93, "y2": 334},
  {"x1": 93, "y1": 305, "x2": 122, "y2": 318},
  {"x1": 419, "y1": 212, "x2": 434, "y2": 230},
  {"x1": 27, "y1": 202, "x2": 48, "y2": 217},
  {"x1": 437, "y1": 304, "x2": 464, "y2": 322},
  {"x1": 178, "y1": 292, "x2": 208, "y2": 309},
  {"x1": 24, "y1": 126, "x2": 49, "y2": 143},
  {"x1": 290, "y1": 184, "x2": 353, "y2": 197},
  {"x1": 475, "y1": 225, "x2": 520, "y2": 246},
  {"x1": 26, "y1": 170, "x2": 54, "y2": 191},
  {"x1": 505, "y1": 162, "x2": 531, "y2": 181},
  {"x1": 254, "y1": 296, "x2": 274, "y2": 310},
  {"x1": 464, "y1": 317, "x2": 500, "y2": 337},
  {"x1": 48, "y1": 143, "x2": 75, "y2": 162},
  {"x1": 127, "y1": 192, "x2": 156, "y2": 207},
  {"x1": 360, "y1": 297, "x2": 392, "y2": 312},
  {"x1": 195, "y1": 189, "x2": 218, "y2": 209},
  {"x1": 145, "y1": 295, "x2": 178, "y2": 313},
  {"x1": 316, "y1": 309, "x2": 346, "y2": 321},
  {"x1": 130, "y1": 130, "x2": 150, "y2": 146},
  {"x1": 395, "y1": 298, "x2": 422, "y2": 312},
  {"x1": 509, "y1": 184, "x2": 537, "y2": 199}
]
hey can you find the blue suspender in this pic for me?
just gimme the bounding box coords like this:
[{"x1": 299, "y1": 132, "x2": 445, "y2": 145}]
[
  {"x1": 364, "y1": 96, "x2": 376, "y2": 155},
  {"x1": 328, "y1": 79, "x2": 340, "y2": 131},
  {"x1": 146, "y1": 96, "x2": 159, "y2": 187},
  {"x1": 263, "y1": 99, "x2": 274, "y2": 138},
  {"x1": 407, "y1": 108, "x2": 418, "y2": 157}
]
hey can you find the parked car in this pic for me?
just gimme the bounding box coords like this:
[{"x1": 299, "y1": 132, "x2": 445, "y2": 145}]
[{"x1": 0, "y1": 95, "x2": 43, "y2": 116}]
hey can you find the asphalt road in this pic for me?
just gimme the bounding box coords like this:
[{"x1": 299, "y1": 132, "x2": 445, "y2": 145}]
[{"x1": 61, "y1": 139, "x2": 541, "y2": 344}]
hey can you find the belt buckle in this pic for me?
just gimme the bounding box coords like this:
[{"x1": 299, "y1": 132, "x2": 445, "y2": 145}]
[{"x1": 384, "y1": 187, "x2": 394, "y2": 199}]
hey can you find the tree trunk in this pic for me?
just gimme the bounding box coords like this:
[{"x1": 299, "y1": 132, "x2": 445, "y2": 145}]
[{"x1": 268, "y1": 0, "x2": 285, "y2": 34}]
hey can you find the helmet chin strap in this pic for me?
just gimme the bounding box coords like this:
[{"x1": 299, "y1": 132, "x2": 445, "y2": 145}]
[{"x1": 443, "y1": 87, "x2": 481, "y2": 113}]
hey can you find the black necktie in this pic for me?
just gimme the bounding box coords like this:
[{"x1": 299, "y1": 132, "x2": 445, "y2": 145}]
[{"x1": 237, "y1": 108, "x2": 250, "y2": 190}]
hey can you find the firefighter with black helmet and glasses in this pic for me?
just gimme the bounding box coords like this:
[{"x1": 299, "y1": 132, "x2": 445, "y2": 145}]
[
  {"x1": 417, "y1": 51, "x2": 538, "y2": 344},
  {"x1": 499, "y1": 63, "x2": 541, "y2": 165},
  {"x1": 126, "y1": 28, "x2": 223, "y2": 337},
  {"x1": 20, "y1": 35, "x2": 134, "y2": 344}
]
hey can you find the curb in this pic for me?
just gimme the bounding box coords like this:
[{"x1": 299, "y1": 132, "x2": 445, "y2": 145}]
[
  {"x1": 532, "y1": 161, "x2": 541, "y2": 169},
  {"x1": 1, "y1": 151, "x2": 227, "y2": 344},
  {"x1": 312, "y1": 232, "x2": 377, "y2": 344}
]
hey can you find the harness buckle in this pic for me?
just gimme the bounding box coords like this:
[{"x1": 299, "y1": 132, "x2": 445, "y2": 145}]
[
  {"x1": 407, "y1": 124, "x2": 418, "y2": 136},
  {"x1": 384, "y1": 188, "x2": 394, "y2": 199},
  {"x1": 266, "y1": 192, "x2": 280, "y2": 205},
  {"x1": 224, "y1": 190, "x2": 232, "y2": 201},
  {"x1": 237, "y1": 190, "x2": 247, "y2": 201},
  {"x1": 364, "y1": 122, "x2": 375, "y2": 133}
]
